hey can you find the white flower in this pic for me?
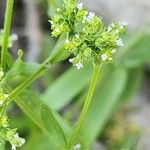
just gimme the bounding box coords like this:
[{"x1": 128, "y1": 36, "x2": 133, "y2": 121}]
[
  {"x1": 69, "y1": 58, "x2": 73, "y2": 63},
  {"x1": 89, "y1": 12, "x2": 95, "y2": 18},
  {"x1": 56, "y1": 8, "x2": 60, "y2": 12},
  {"x1": 87, "y1": 12, "x2": 95, "y2": 22},
  {"x1": 20, "y1": 138, "x2": 25, "y2": 145},
  {"x1": 112, "y1": 49, "x2": 117, "y2": 54},
  {"x1": 65, "y1": 39, "x2": 70, "y2": 44},
  {"x1": 101, "y1": 54, "x2": 107, "y2": 61},
  {"x1": 77, "y1": 2, "x2": 83, "y2": 9},
  {"x1": 0, "y1": 100, "x2": 3, "y2": 106},
  {"x1": 75, "y1": 34, "x2": 80, "y2": 39},
  {"x1": 75, "y1": 62, "x2": 83, "y2": 70},
  {"x1": 11, "y1": 145, "x2": 16, "y2": 150},
  {"x1": 55, "y1": 28, "x2": 60, "y2": 33},
  {"x1": 116, "y1": 39, "x2": 124, "y2": 47},
  {"x1": 111, "y1": 23, "x2": 115, "y2": 28},
  {"x1": 119, "y1": 21, "x2": 128, "y2": 27},
  {"x1": 11, "y1": 34, "x2": 18, "y2": 41},
  {"x1": 72, "y1": 143, "x2": 81, "y2": 150},
  {"x1": 4, "y1": 94, "x2": 9, "y2": 99},
  {"x1": 115, "y1": 30, "x2": 119, "y2": 33},
  {"x1": 107, "y1": 26, "x2": 112, "y2": 32},
  {"x1": 13, "y1": 133, "x2": 19, "y2": 139}
]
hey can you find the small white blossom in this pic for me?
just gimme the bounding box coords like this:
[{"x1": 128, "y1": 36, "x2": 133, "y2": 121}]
[
  {"x1": 20, "y1": 138, "x2": 25, "y2": 145},
  {"x1": 111, "y1": 23, "x2": 115, "y2": 28},
  {"x1": 72, "y1": 143, "x2": 81, "y2": 150},
  {"x1": 50, "y1": 21, "x2": 54, "y2": 25},
  {"x1": 115, "y1": 30, "x2": 119, "y2": 33},
  {"x1": 87, "y1": 12, "x2": 95, "y2": 22},
  {"x1": 13, "y1": 133, "x2": 19, "y2": 139},
  {"x1": 112, "y1": 49, "x2": 117, "y2": 54},
  {"x1": 75, "y1": 34, "x2": 80, "y2": 39},
  {"x1": 77, "y1": 2, "x2": 83, "y2": 9},
  {"x1": 101, "y1": 54, "x2": 107, "y2": 61},
  {"x1": 119, "y1": 21, "x2": 128, "y2": 27},
  {"x1": 55, "y1": 28, "x2": 60, "y2": 33},
  {"x1": 107, "y1": 26, "x2": 112, "y2": 32},
  {"x1": 11, "y1": 145, "x2": 16, "y2": 150},
  {"x1": 11, "y1": 34, "x2": 18, "y2": 41},
  {"x1": 65, "y1": 39, "x2": 70, "y2": 44},
  {"x1": 89, "y1": 12, "x2": 95, "y2": 18},
  {"x1": 56, "y1": 8, "x2": 60, "y2": 12},
  {"x1": 0, "y1": 100, "x2": 3, "y2": 106},
  {"x1": 69, "y1": 58, "x2": 73, "y2": 63},
  {"x1": 75, "y1": 62, "x2": 83, "y2": 70},
  {"x1": 116, "y1": 39, "x2": 124, "y2": 47},
  {"x1": 4, "y1": 94, "x2": 9, "y2": 99}
]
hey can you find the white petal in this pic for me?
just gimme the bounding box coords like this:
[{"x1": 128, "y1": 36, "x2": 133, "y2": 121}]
[
  {"x1": 116, "y1": 39, "x2": 124, "y2": 47},
  {"x1": 112, "y1": 49, "x2": 117, "y2": 54},
  {"x1": 77, "y1": 2, "x2": 83, "y2": 9},
  {"x1": 65, "y1": 39, "x2": 70, "y2": 44},
  {"x1": 72, "y1": 143, "x2": 81, "y2": 150},
  {"x1": 101, "y1": 54, "x2": 107, "y2": 61},
  {"x1": 119, "y1": 21, "x2": 128, "y2": 27},
  {"x1": 0, "y1": 100, "x2": 3, "y2": 106},
  {"x1": 55, "y1": 28, "x2": 60, "y2": 33},
  {"x1": 75, "y1": 34, "x2": 80, "y2": 39},
  {"x1": 69, "y1": 59, "x2": 73, "y2": 63},
  {"x1": 75, "y1": 62, "x2": 83, "y2": 70},
  {"x1": 11, "y1": 145, "x2": 16, "y2": 150}
]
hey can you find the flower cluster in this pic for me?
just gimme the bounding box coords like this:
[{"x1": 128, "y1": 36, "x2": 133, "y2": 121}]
[
  {"x1": 0, "y1": 30, "x2": 18, "y2": 48},
  {"x1": 0, "y1": 68, "x2": 25, "y2": 150},
  {"x1": 50, "y1": 0, "x2": 127, "y2": 69}
]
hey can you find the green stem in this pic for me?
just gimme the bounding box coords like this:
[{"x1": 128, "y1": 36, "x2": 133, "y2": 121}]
[
  {"x1": 1, "y1": 0, "x2": 14, "y2": 70},
  {"x1": 66, "y1": 65, "x2": 100, "y2": 149},
  {"x1": 8, "y1": 45, "x2": 65, "y2": 100}
]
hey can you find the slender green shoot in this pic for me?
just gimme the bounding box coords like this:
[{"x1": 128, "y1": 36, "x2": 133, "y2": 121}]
[
  {"x1": 1, "y1": 0, "x2": 14, "y2": 70},
  {"x1": 66, "y1": 65, "x2": 100, "y2": 149}
]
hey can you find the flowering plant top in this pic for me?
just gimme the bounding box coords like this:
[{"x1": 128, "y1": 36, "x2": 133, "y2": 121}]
[{"x1": 50, "y1": 0, "x2": 127, "y2": 69}]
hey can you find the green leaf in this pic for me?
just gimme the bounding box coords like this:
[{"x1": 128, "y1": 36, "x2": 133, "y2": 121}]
[
  {"x1": 7, "y1": 52, "x2": 14, "y2": 68},
  {"x1": 120, "y1": 135, "x2": 139, "y2": 150},
  {"x1": 117, "y1": 31, "x2": 150, "y2": 68},
  {"x1": 3, "y1": 50, "x2": 26, "y2": 87},
  {"x1": 47, "y1": 0, "x2": 63, "y2": 18},
  {"x1": 23, "y1": 132, "x2": 55, "y2": 150},
  {"x1": 41, "y1": 104, "x2": 67, "y2": 147},
  {"x1": 0, "y1": 144, "x2": 5, "y2": 150},
  {"x1": 42, "y1": 65, "x2": 92, "y2": 110},
  {"x1": 49, "y1": 33, "x2": 69, "y2": 63},
  {"x1": 80, "y1": 65, "x2": 128, "y2": 145},
  {"x1": 121, "y1": 67, "x2": 143, "y2": 101},
  {"x1": 3, "y1": 85, "x2": 71, "y2": 149}
]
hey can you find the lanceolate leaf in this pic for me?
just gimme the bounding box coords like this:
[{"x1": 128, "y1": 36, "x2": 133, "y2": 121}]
[
  {"x1": 42, "y1": 65, "x2": 92, "y2": 110},
  {"x1": 41, "y1": 104, "x2": 67, "y2": 147},
  {"x1": 120, "y1": 67, "x2": 143, "y2": 101},
  {"x1": 117, "y1": 30, "x2": 150, "y2": 68},
  {"x1": 3, "y1": 85, "x2": 71, "y2": 149}
]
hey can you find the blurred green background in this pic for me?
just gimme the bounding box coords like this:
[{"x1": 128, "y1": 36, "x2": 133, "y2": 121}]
[{"x1": 0, "y1": 0, "x2": 150, "y2": 149}]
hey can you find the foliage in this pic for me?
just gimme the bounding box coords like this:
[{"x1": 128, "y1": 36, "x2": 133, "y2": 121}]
[{"x1": 0, "y1": 0, "x2": 150, "y2": 150}]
